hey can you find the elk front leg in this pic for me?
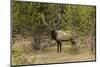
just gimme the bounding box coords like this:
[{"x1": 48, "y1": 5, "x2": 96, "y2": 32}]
[
  {"x1": 57, "y1": 41, "x2": 60, "y2": 52},
  {"x1": 57, "y1": 44, "x2": 59, "y2": 52},
  {"x1": 59, "y1": 42, "x2": 62, "y2": 52}
]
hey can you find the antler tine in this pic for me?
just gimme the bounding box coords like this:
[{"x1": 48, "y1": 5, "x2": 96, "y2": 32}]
[
  {"x1": 55, "y1": 13, "x2": 61, "y2": 26},
  {"x1": 42, "y1": 14, "x2": 50, "y2": 27}
]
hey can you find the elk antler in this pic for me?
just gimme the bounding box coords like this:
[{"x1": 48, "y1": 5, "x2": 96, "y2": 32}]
[
  {"x1": 55, "y1": 13, "x2": 61, "y2": 26},
  {"x1": 42, "y1": 13, "x2": 61, "y2": 29},
  {"x1": 42, "y1": 14, "x2": 50, "y2": 27}
]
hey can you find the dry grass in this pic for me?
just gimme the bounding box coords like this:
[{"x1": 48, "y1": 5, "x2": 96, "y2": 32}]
[{"x1": 12, "y1": 35, "x2": 96, "y2": 65}]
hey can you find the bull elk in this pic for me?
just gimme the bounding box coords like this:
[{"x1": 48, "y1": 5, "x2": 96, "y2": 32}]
[{"x1": 42, "y1": 14, "x2": 76, "y2": 52}]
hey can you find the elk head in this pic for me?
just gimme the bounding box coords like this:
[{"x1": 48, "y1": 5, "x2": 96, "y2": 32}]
[{"x1": 41, "y1": 14, "x2": 61, "y2": 40}]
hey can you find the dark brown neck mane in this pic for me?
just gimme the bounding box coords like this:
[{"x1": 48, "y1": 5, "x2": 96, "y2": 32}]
[{"x1": 51, "y1": 29, "x2": 58, "y2": 41}]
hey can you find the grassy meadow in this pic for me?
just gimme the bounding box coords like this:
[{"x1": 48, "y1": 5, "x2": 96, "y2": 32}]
[{"x1": 12, "y1": 34, "x2": 95, "y2": 65}]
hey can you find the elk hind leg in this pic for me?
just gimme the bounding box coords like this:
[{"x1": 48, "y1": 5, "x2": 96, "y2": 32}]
[{"x1": 70, "y1": 38, "x2": 79, "y2": 54}]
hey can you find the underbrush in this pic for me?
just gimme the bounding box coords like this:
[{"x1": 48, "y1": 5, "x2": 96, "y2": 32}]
[{"x1": 12, "y1": 43, "x2": 36, "y2": 65}]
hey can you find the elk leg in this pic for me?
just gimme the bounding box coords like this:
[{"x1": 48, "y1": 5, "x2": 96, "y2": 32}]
[
  {"x1": 57, "y1": 41, "x2": 59, "y2": 52},
  {"x1": 70, "y1": 38, "x2": 79, "y2": 53},
  {"x1": 59, "y1": 42, "x2": 62, "y2": 52},
  {"x1": 70, "y1": 38, "x2": 76, "y2": 46},
  {"x1": 57, "y1": 41, "x2": 60, "y2": 52},
  {"x1": 57, "y1": 44, "x2": 59, "y2": 52}
]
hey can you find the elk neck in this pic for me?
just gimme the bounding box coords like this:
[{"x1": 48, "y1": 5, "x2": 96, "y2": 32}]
[{"x1": 51, "y1": 29, "x2": 58, "y2": 41}]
